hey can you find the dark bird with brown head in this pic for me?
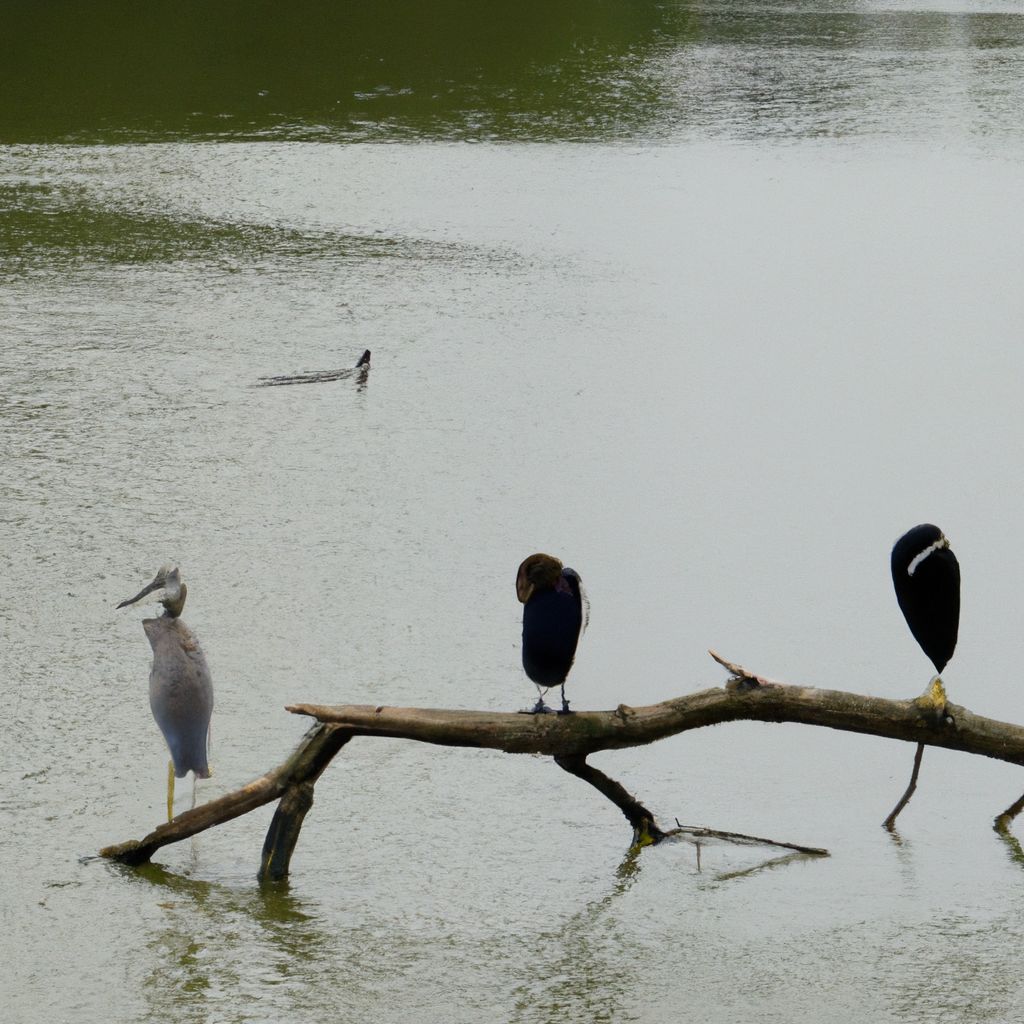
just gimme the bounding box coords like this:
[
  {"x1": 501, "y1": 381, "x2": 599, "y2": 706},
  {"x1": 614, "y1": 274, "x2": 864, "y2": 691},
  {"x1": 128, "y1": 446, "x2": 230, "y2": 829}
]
[
  {"x1": 117, "y1": 564, "x2": 214, "y2": 821},
  {"x1": 516, "y1": 553, "x2": 586, "y2": 714}
]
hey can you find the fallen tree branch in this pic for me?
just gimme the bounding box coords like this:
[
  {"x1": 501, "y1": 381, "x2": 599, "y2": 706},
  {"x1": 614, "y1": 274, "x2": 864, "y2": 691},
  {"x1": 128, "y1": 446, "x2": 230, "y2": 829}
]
[
  {"x1": 100, "y1": 723, "x2": 352, "y2": 876},
  {"x1": 100, "y1": 651, "x2": 1024, "y2": 880},
  {"x1": 285, "y1": 669, "x2": 1024, "y2": 769}
]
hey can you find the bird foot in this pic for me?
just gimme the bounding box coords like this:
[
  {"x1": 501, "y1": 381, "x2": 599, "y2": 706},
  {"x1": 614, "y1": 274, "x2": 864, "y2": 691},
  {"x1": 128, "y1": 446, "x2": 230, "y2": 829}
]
[
  {"x1": 558, "y1": 699, "x2": 573, "y2": 715},
  {"x1": 518, "y1": 699, "x2": 554, "y2": 715},
  {"x1": 913, "y1": 677, "x2": 949, "y2": 722}
]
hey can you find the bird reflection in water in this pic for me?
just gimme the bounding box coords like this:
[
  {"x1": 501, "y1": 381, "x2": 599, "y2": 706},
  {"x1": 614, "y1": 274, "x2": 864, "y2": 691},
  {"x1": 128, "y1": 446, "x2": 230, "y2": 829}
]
[
  {"x1": 256, "y1": 348, "x2": 370, "y2": 390},
  {"x1": 516, "y1": 553, "x2": 587, "y2": 714},
  {"x1": 117, "y1": 565, "x2": 214, "y2": 821}
]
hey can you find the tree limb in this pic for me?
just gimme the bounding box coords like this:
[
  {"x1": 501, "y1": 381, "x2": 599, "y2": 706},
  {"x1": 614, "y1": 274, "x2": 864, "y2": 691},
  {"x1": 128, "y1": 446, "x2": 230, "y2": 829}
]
[
  {"x1": 100, "y1": 724, "x2": 352, "y2": 868},
  {"x1": 285, "y1": 667, "x2": 1024, "y2": 769},
  {"x1": 882, "y1": 742, "x2": 925, "y2": 830},
  {"x1": 554, "y1": 754, "x2": 665, "y2": 846},
  {"x1": 100, "y1": 652, "x2": 1024, "y2": 879},
  {"x1": 994, "y1": 791, "x2": 1024, "y2": 834}
]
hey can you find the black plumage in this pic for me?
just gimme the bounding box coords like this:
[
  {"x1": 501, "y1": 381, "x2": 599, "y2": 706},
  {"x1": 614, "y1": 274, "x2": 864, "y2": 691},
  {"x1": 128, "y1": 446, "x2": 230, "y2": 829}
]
[
  {"x1": 516, "y1": 553, "x2": 585, "y2": 713},
  {"x1": 891, "y1": 524, "x2": 960, "y2": 674}
]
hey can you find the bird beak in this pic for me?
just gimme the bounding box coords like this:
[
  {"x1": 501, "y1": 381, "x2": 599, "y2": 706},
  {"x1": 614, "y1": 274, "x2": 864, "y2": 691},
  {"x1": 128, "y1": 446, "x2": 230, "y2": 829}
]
[{"x1": 116, "y1": 576, "x2": 165, "y2": 609}]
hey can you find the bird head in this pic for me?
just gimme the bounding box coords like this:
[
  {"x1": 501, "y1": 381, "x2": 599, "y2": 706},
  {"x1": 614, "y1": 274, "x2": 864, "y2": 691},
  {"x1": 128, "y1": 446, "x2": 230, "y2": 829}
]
[
  {"x1": 516, "y1": 553, "x2": 565, "y2": 604},
  {"x1": 892, "y1": 524, "x2": 949, "y2": 578},
  {"x1": 116, "y1": 563, "x2": 187, "y2": 618}
]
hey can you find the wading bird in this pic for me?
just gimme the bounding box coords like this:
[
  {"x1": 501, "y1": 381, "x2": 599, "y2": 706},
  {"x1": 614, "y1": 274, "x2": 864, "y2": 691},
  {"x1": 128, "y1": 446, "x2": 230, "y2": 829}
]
[
  {"x1": 885, "y1": 524, "x2": 960, "y2": 828},
  {"x1": 516, "y1": 553, "x2": 586, "y2": 714},
  {"x1": 117, "y1": 565, "x2": 214, "y2": 821}
]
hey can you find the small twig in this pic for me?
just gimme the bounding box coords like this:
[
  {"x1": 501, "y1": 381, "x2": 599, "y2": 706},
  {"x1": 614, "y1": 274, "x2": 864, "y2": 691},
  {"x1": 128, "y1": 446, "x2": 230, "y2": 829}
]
[
  {"x1": 672, "y1": 819, "x2": 828, "y2": 856},
  {"x1": 883, "y1": 741, "x2": 925, "y2": 830},
  {"x1": 707, "y1": 649, "x2": 782, "y2": 690}
]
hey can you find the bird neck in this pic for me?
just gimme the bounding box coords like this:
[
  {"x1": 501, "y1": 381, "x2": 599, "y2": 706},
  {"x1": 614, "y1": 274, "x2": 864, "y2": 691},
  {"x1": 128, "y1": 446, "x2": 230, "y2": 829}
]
[{"x1": 161, "y1": 582, "x2": 187, "y2": 619}]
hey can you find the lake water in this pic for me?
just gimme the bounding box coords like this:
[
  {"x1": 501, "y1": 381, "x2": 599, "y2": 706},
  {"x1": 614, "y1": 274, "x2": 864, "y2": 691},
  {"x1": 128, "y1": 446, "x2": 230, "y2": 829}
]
[{"x1": 4, "y1": 2, "x2": 1024, "y2": 1022}]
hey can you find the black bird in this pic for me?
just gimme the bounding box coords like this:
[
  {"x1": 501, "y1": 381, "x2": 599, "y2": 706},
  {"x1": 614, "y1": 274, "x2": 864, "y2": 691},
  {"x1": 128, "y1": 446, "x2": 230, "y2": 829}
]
[
  {"x1": 891, "y1": 524, "x2": 960, "y2": 675},
  {"x1": 516, "y1": 553, "x2": 586, "y2": 714},
  {"x1": 883, "y1": 524, "x2": 960, "y2": 829}
]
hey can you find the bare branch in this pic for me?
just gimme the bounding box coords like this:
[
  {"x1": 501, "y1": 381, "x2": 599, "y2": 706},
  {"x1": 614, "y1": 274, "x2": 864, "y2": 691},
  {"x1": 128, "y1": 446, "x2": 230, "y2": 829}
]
[
  {"x1": 995, "y1": 791, "x2": 1024, "y2": 834},
  {"x1": 100, "y1": 654, "x2": 1024, "y2": 879},
  {"x1": 100, "y1": 724, "x2": 352, "y2": 867},
  {"x1": 554, "y1": 754, "x2": 664, "y2": 845},
  {"x1": 670, "y1": 822, "x2": 828, "y2": 856},
  {"x1": 883, "y1": 742, "x2": 925, "y2": 830},
  {"x1": 285, "y1": 675, "x2": 1024, "y2": 769}
]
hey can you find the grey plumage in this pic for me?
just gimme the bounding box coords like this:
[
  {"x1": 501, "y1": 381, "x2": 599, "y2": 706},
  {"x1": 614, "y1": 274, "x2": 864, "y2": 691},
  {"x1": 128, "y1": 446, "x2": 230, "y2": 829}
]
[{"x1": 118, "y1": 565, "x2": 213, "y2": 814}]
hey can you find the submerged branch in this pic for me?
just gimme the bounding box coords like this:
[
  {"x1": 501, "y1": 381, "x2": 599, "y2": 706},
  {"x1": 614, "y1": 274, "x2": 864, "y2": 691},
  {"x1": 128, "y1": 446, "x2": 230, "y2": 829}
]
[
  {"x1": 883, "y1": 741, "x2": 925, "y2": 830},
  {"x1": 554, "y1": 753, "x2": 665, "y2": 846},
  {"x1": 994, "y1": 791, "x2": 1024, "y2": 834},
  {"x1": 669, "y1": 822, "x2": 828, "y2": 856},
  {"x1": 100, "y1": 724, "x2": 352, "y2": 867}
]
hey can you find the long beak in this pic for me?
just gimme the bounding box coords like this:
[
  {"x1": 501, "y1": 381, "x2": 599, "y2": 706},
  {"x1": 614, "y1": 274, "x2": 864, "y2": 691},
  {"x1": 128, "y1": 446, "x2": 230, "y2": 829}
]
[{"x1": 116, "y1": 577, "x2": 164, "y2": 609}]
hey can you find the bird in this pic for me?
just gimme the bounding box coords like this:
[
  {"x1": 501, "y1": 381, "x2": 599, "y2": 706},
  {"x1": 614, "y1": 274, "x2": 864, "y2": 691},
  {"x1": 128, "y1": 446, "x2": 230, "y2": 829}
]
[
  {"x1": 256, "y1": 348, "x2": 370, "y2": 387},
  {"x1": 516, "y1": 553, "x2": 587, "y2": 714},
  {"x1": 117, "y1": 565, "x2": 214, "y2": 821},
  {"x1": 891, "y1": 524, "x2": 960, "y2": 676},
  {"x1": 883, "y1": 524, "x2": 960, "y2": 829}
]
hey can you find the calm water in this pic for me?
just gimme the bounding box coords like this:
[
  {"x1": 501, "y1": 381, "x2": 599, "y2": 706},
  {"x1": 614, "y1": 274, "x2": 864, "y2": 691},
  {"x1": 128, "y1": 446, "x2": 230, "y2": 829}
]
[{"x1": 4, "y1": 2, "x2": 1024, "y2": 1022}]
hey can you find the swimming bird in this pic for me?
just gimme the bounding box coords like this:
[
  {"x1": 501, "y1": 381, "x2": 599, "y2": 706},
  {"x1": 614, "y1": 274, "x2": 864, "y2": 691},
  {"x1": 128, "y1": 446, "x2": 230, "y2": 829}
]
[
  {"x1": 256, "y1": 348, "x2": 370, "y2": 387},
  {"x1": 891, "y1": 524, "x2": 960, "y2": 675},
  {"x1": 516, "y1": 553, "x2": 586, "y2": 714},
  {"x1": 117, "y1": 565, "x2": 214, "y2": 821},
  {"x1": 884, "y1": 524, "x2": 960, "y2": 829}
]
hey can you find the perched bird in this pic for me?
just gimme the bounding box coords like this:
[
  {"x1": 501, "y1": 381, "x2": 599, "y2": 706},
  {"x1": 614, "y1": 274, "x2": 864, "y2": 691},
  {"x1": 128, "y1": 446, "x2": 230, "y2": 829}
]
[
  {"x1": 883, "y1": 524, "x2": 960, "y2": 830},
  {"x1": 117, "y1": 565, "x2": 214, "y2": 821},
  {"x1": 891, "y1": 524, "x2": 960, "y2": 675},
  {"x1": 516, "y1": 553, "x2": 587, "y2": 714}
]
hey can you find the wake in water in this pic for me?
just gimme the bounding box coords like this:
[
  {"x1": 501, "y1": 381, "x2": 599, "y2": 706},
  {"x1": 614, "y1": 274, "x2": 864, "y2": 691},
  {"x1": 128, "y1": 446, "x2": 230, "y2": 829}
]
[{"x1": 256, "y1": 349, "x2": 370, "y2": 387}]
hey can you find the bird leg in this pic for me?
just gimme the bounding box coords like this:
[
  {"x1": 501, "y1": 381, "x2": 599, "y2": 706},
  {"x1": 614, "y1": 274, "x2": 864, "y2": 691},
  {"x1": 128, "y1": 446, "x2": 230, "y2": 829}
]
[
  {"x1": 518, "y1": 685, "x2": 554, "y2": 714},
  {"x1": 558, "y1": 684, "x2": 573, "y2": 715},
  {"x1": 166, "y1": 760, "x2": 176, "y2": 822}
]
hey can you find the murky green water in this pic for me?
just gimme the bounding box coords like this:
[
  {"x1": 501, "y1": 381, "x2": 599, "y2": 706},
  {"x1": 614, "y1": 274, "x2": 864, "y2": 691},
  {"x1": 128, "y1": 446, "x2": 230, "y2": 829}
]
[{"x1": 4, "y1": 2, "x2": 1024, "y2": 1022}]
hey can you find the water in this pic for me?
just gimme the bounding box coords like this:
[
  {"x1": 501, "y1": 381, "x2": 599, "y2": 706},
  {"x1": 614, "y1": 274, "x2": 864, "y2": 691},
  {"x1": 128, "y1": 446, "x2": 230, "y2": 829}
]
[{"x1": 4, "y1": 2, "x2": 1024, "y2": 1021}]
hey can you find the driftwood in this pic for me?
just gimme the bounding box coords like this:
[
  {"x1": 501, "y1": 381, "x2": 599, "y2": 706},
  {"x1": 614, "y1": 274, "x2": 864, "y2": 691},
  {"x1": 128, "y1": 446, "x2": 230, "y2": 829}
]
[
  {"x1": 100, "y1": 651, "x2": 1024, "y2": 882},
  {"x1": 101, "y1": 722, "x2": 353, "y2": 880}
]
